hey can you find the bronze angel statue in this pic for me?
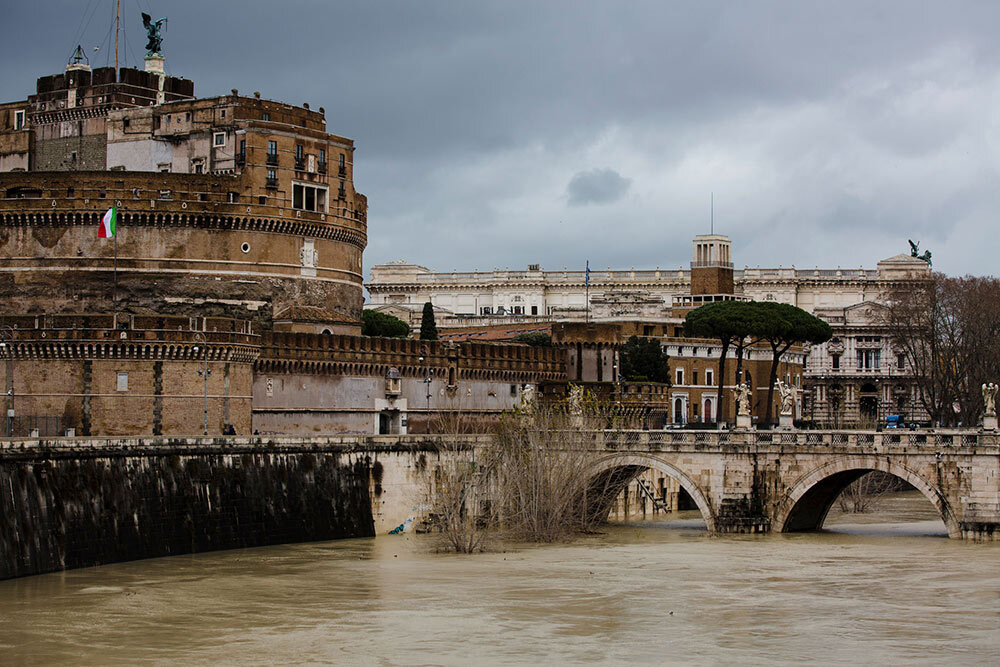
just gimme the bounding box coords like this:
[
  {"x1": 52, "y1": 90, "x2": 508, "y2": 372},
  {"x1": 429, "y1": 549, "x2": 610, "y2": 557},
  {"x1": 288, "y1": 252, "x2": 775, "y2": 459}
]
[{"x1": 142, "y1": 13, "x2": 167, "y2": 56}]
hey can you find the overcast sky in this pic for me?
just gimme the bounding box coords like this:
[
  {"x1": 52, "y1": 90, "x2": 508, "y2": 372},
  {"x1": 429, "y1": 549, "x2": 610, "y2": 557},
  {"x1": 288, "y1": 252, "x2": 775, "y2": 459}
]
[{"x1": 4, "y1": 1, "x2": 999, "y2": 279}]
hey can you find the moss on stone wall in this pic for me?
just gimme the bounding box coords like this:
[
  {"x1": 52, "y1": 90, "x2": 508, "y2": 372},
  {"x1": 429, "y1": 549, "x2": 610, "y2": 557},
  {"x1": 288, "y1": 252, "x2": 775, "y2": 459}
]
[{"x1": 0, "y1": 448, "x2": 374, "y2": 580}]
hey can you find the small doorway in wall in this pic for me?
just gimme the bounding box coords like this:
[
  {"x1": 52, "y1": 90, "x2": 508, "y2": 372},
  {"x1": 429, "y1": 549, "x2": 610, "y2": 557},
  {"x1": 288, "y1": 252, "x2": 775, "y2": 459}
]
[{"x1": 379, "y1": 410, "x2": 401, "y2": 435}]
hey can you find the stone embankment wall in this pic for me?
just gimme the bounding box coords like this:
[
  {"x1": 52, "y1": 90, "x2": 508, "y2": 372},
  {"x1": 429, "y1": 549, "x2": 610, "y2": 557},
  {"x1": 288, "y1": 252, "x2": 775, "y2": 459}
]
[{"x1": 0, "y1": 436, "x2": 464, "y2": 580}]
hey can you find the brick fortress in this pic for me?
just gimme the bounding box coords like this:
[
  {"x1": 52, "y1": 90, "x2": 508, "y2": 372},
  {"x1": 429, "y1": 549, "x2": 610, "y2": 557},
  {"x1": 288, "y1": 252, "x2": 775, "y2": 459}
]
[{"x1": 0, "y1": 50, "x2": 563, "y2": 437}]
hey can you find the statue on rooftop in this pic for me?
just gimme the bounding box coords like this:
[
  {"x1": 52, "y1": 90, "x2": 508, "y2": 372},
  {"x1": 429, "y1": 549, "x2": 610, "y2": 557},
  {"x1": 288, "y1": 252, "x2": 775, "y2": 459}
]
[
  {"x1": 908, "y1": 239, "x2": 932, "y2": 265},
  {"x1": 142, "y1": 13, "x2": 167, "y2": 56}
]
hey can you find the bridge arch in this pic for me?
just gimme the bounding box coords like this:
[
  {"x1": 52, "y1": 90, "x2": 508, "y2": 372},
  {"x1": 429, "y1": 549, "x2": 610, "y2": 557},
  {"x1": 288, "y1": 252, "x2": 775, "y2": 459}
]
[
  {"x1": 774, "y1": 456, "x2": 960, "y2": 538},
  {"x1": 586, "y1": 453, "x2": 716, "y2": 532}
]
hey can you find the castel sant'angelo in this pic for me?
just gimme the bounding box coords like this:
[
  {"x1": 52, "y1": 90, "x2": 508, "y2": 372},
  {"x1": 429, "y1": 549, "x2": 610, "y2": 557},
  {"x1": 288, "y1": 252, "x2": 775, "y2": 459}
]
[{"x1": 0, "y1": 36, "x2": 563, "y2": 437}]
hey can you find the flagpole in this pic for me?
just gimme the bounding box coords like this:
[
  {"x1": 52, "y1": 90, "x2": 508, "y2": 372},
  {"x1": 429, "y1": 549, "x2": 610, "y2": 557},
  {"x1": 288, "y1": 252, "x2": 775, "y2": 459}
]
[
  {"x1": 113, "y1": 206, "x2": 118, "y2": 325},
  {"x1": 585, "y1": 260, "x2": 590, "y2": 324}
]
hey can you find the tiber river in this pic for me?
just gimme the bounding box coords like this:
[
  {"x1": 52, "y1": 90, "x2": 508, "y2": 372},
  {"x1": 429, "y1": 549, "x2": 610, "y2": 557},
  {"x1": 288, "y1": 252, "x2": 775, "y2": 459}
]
[{"x1": 0, "y1": 492, "x2": 997, "y2": 666}]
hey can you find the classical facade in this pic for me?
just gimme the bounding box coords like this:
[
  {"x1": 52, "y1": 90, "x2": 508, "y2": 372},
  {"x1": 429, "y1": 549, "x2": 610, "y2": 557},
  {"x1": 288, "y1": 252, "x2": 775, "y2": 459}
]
[{"x1": 367, "y1": 236, "x2": 931, "y2": 426}]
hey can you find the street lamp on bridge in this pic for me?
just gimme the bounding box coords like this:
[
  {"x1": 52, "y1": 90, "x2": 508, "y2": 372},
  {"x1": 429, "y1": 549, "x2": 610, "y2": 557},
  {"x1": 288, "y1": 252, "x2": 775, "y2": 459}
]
[
  {"x1": 192, "y1": 332, "x2": 210, "y2": 436},
  {"x1": 0, "y1": 326, "x2": 14, "y2": 438}
]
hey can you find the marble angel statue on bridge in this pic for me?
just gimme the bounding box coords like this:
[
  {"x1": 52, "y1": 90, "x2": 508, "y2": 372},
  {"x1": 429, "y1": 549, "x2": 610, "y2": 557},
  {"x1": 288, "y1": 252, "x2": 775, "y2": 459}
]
[
  {"x1": 733, "y1": 382, "x2": 751, "y2": 417},
  {"x1": 776, "y1": 379, "x2": 795, "y2": 416}
]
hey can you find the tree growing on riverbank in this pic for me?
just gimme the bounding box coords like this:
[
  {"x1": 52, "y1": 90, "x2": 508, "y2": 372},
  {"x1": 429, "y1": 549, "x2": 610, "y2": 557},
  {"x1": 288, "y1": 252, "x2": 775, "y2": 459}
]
[{"x1": 431, "y1": 389, "x2": 627, "y2": 551}]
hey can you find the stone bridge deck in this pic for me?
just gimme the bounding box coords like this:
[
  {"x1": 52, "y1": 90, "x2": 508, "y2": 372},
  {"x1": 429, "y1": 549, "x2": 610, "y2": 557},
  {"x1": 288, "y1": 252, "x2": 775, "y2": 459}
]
[{"x1": 0, "y1": 428, "x2": 996, "y2": 579}]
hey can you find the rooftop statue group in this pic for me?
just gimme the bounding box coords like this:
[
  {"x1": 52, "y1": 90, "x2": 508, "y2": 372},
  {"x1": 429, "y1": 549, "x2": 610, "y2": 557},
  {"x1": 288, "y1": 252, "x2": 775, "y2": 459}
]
[{"x1": 908, "y1": 239, "x2": 933, "y2": 266}]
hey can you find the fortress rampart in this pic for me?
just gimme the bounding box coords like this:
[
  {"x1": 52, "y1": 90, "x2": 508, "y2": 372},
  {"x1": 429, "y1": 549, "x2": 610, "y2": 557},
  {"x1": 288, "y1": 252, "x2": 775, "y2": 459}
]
[{"x1": 0, "y1": 172, "x2": 367, "y2": 331}]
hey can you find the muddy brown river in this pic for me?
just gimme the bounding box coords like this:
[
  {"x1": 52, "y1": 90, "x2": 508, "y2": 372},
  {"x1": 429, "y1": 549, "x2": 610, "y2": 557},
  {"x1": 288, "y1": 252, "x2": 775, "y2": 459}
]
[{"x1": 0, "y1": 492, "x2": 997, "y2": 665}]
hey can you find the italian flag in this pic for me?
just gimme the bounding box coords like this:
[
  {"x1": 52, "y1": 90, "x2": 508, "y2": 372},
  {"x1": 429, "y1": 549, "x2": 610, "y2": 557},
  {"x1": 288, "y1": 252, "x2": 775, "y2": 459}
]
[{"x1": 98, "y1": 206, "x2": 117, "y2": 238}]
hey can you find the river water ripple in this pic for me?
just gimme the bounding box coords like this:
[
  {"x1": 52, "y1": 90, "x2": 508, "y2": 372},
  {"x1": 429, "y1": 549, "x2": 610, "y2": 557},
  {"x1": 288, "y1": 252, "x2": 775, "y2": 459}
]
[{"x1": 0, "y1": 492, "x2": 997, "y2": 666}]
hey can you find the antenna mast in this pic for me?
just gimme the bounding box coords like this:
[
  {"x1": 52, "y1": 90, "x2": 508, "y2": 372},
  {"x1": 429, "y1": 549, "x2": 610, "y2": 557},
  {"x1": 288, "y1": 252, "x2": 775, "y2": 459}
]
[
  {"x1": 114, "y1": 0, "x2": 120, "y2": 72},
  {"x1": 711, "y1": 192, "x2": 714, "y2": 235}
]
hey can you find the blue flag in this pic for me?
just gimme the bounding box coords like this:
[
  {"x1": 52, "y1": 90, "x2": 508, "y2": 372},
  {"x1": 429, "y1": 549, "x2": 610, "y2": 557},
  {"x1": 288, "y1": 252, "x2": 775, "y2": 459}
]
[{"x1": 585, "y1": 260, "x2": 590, "y2": 287}]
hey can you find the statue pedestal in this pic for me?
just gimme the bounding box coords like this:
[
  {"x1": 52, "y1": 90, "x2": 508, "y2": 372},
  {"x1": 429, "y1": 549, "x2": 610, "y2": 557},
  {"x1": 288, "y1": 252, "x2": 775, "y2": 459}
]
[
  {"x1": 736, "y1": 414, "x2": 751, "y2": 429},
  {"x1": 984, "y1": 415, "x2": 998, "y2": 431},
  {"x1": 778, "y1": 414, "x2": 794, "y2": 430},
  {"x1": 144, "y1": 54, "x2": 165, "y2": 74}
]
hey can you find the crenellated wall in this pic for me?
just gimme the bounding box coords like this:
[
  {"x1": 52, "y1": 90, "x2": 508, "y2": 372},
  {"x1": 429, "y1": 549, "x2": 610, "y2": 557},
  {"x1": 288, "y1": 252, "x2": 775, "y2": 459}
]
[
  {"x1": 0, "y1": 314, "x2": 258, "y2": 437},
  {"x1": 253, "y1": 332, "x2": 567, "y2": 434}
]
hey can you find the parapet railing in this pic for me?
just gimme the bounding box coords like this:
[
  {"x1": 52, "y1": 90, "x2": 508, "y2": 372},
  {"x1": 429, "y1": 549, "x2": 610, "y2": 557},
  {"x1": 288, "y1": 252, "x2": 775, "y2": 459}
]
[{"x1": 598, "y1": 428, "x2": 994, "y2": 450}]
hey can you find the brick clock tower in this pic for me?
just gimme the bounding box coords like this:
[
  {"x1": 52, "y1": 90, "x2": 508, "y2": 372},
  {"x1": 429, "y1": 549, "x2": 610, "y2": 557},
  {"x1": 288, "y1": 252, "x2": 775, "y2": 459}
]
[{"x1": 690, "y1": 234, "x2": 734, "y2": 296}]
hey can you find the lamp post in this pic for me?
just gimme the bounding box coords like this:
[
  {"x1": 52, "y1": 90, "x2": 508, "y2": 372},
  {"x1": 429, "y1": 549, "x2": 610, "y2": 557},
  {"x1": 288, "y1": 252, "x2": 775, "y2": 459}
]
[
  {"x1": 192, "y1": 332, "x2": 210, "y2": 436},
  {"x1": 418, "y1": 356, "x2": 433, "y2": 433},
  {"x1": 0, "y1": 326, "x2": 14, "y2": 438}
]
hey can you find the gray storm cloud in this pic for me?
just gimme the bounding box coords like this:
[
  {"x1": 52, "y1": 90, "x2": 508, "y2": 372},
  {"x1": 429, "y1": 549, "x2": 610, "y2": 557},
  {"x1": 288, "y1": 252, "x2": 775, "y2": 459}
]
[
  {"x1": 566, "y1": 168, "x2": 632, "y2": 206},
  {"x1": 3, "y1": 1, "x2": 998, "y2": 278}
]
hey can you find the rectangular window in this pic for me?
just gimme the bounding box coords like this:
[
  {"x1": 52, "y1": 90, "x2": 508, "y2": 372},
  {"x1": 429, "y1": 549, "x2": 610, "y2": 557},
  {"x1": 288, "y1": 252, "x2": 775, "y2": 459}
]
[
  {"x1": 14, "y1": 109, "x2": 25, "y2": 130},
  {"x1": 319, "y1": 149, "x2": 326, "y2": 162},
  {"x1": 116, "y1": 372, "x2": 128, "y2": 392},
  {"x1": 239, "y1": 139, "x2": 246, "y2": 154},
  {"x1": 227, "y1": 192, "x2": 239, "y2": 203},
  {"x1": 832, "y1": 354, "x2": 840, "y2": 370},
  {"x1": 706, "y1": 369, "x2": 714, "y2": 386},
  {"x1": 692, "y1": 371, "x2": 699, "y2": 385},
  {"x1": 262, "y1": 112, "x2": 270, "y2": 121},
  {"x1": 531, "y1": 305, "x2": 538, "y2": 315},
  {"x1": 292, "y1": 182, "x2": 328, "y2": 212},
  {"x1": 214, "y1": 132, "x2": 226, "y2": 147},
  {"x1": 676, "y1": 368, "x2": 684, "y2": 385},
  {"x1": 296, "y1": 144, "x2": 304, "y2": 159},
  {"x1": 266, "y1": 168, "x2": 277, "y2": 187},
  {"x1": 221, "y1": 109, "x2": 226, "y2": 119},
  {"x1": 856, "y1": 350, "x2": 880, "y2": 370},
  {"x1": 267, "y1": 140, "x2": 277, "y2": 155},
  {"x1": 897, "y1": 354, "x2": 905, "y2": 370}
]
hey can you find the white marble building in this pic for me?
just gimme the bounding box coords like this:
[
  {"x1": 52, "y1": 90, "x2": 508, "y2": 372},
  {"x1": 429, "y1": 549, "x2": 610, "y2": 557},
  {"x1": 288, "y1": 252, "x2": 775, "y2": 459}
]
[{"x1": 366, "y1": 239, "x2": 933, "y2": 426}]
